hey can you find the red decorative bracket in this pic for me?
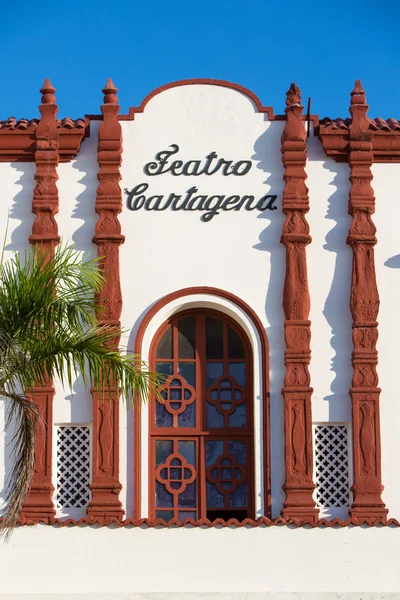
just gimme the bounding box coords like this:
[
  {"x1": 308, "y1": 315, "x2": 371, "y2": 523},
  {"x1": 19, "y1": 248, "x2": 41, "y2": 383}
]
[
  {"x1": 20, "y1": 79, "x2": 60, "y2": 523},
  {"x1": 88, "y1": 79, "x2": 125, "y2": 521},
  {"x1": 280, "y1": 83, "x2": 319, "y2": 524},
  {"x1": 347, "y1": 81, "x2": 388, "y2": 523}
]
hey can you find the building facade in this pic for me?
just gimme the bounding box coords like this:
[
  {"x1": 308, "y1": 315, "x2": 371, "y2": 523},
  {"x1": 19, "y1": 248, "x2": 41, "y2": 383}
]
[{"x1": 1, "y1": 78, "x2": 400, "y2": 598}]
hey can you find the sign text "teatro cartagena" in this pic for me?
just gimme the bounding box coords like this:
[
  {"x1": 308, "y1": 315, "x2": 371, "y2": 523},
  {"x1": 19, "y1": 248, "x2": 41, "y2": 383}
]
[{"x1": 124, "y1": 144, "x2": 278, "y2": 222}]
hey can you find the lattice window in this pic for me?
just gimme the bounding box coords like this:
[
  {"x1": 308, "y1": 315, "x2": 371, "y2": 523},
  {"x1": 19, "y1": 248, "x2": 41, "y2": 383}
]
[
  {"x1": 314, "y1": 424, "x2": 350, "y2": 508},
  {"x1": 56, "y1": 426, "x2": 91, "y2": 509}
]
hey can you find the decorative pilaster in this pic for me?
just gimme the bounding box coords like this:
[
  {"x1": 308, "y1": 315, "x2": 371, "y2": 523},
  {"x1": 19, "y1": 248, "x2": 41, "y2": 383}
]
[
  {"x1": 280, "y1": 83, "x2": 318, "y2": 523},
  {"x1": 29, "y1": 79, "x2": 60, "y2": 250},
  {"x1": 347, "y1": 80, "x2": 387, "y2": 523},
  {"x1": 88, "y1": 79, "x2": 124, "y2": 521},
  {"x1": 20, "y1": 79, "x2": 59, "y2": 522}
]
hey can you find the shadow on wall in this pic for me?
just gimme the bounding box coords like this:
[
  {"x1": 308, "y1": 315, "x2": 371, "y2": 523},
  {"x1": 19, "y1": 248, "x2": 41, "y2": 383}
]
[
  {"x1": 71, "y1": 124, "x2": 98, "y2": 258},
  {"x1": 384, "y1": 255, "x2": 400, "y2": 268},
  {"x1": 57, "y1": 124, "x2": 101, "y2": 425},
  {"x1": 252, "y1": 118, "x2": 286, "y2": 518},
  {"x1": 7, "y1": 164, "x2": 36, "y2": 254},
  {"x1": 316, "y1": 146, "x2": 353, "y2": 422}
]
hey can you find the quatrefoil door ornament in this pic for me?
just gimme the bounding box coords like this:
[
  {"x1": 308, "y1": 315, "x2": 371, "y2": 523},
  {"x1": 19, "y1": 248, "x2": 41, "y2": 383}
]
[
  {"x1": 158, "y1": 376, "x2": 195, "y2": 416},
  {"x1": 155, "y1": 453, "x2": 196, "y2": 496},
  {"x1": 207, "y1": 376, "x2": 246, "y2": 426},
  {"x1": 206, "y1": 453, "x2": 246, "y2": 499}
]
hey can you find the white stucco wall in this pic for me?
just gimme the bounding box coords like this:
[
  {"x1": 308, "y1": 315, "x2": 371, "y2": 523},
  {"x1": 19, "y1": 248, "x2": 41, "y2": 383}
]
[
  {"x1": 307, "y1": 127, "x2": 354, "y2": 519},
  {"x1": 372, "y1": 162, "x2": 400, "y2": 519},
  {"x1": 0, "y1": 524, "x2": 398, "y2": 597},
  {"x1": 54, "y1": 120, "x2": 99, "y2": 425}
]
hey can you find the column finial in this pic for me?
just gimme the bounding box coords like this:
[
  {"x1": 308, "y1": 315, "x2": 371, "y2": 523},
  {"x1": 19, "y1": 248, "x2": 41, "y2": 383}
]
[
  {"x1": 102, "y1": 78, "x2": 118, "y2": 105},
  {"x1": 351, "y1": 79, "x2": 366, "y2": 105},
  {"x1": 40, "y1": 78, "x2": 56, "y2": 104},
  {"x1": 285, "y1": 82, "x2": 302, "y2": 110}
]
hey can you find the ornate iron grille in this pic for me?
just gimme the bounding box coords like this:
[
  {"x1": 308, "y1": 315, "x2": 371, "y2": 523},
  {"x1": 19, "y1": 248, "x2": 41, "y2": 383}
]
[
  {"x1": 56, "y1": 426, "x2": 91, "y2": 509},
  {"x1": 314, "y1": 424, "x2": 350, "y2": 508}
]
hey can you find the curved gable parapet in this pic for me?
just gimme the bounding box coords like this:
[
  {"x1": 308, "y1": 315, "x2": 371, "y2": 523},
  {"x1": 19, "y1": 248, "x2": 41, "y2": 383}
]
[{"x1": 118, "y1": 79, "x2": 281, "y2": 120}]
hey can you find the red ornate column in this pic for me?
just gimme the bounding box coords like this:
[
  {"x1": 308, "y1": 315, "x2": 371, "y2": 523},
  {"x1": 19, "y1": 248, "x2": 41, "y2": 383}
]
[
  {"x1": 88, "y1": 79, "x2": 124, "y2": 521},
  {"x1": 280, "y1": 83, "x2": 318, "y2": 523},
  {"x1": 347, "y1": 81, "x2": 387, "y2": 523},
  {"x1": 20, "y1": 79, "x2": 60, "y2": 522}
]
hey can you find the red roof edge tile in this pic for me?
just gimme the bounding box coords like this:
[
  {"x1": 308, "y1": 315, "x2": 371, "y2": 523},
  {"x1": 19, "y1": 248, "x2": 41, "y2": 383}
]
[{"x1": 320, "y1": 116, "x2": 400, "y2": 132}]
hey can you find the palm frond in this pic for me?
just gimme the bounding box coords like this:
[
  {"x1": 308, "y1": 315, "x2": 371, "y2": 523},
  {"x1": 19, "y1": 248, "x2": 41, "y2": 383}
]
[
  {"x1": 0, "y1": 391, "x2": 40, "y2": 537},
  {"x1": 0, "y1": 243, "x2": 103, "y2": 339},
  {"x1": 3, "y1": 324, "x2": 160, "y2": 404}
]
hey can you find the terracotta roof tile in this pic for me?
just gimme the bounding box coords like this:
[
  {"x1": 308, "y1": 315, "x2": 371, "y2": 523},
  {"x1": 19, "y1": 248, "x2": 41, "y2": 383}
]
[
  {"x1": 320, "y1": 116, "x2": 400, "y2": 131},
  {"x1": 0, "y1": 117, "x2": 85, "y2": 130},
  {"x1": 0, "y1": 117, "x2": 38, "y2": 130},
  {"x1": 57, "y1": 117, "x2": 85, "y2": 129}
]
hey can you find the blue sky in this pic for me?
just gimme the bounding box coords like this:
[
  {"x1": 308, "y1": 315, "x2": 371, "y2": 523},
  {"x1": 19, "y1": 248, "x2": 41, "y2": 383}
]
[{"x1": 2, "y1": 0, "x2": 399, "y2": 120}]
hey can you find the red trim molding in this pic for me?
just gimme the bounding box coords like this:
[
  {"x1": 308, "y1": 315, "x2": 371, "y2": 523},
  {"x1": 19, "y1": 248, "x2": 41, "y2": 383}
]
[
  {"x1": 347, "y1": 81, "x2": 388, "y2": 523},
  {"x1": 133, "y1": 286, "x2": 271, "y2": 520},
  {"x1": 120, "y1": 79, "x2": 279, "y2": 120},
  {"x1": 280, "y1": 83, "x2": 319, "y2": 523},
  {"x1": 88, "y1": 79, "x2": 125, "y2": 522},
  {"x1": 12, "y1": 515, "x2": 400, "y2": 528},
  {"x1": 20, "y1": 79, "x2": 60, "y2": 523}
]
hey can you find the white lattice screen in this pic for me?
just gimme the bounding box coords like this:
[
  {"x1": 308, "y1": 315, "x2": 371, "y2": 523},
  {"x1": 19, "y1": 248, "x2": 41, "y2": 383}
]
[
  {"x1": 56, "y1": 426, "x2": 91, "y2": 509},
  {"x1": 314, "y1": 424, "x2": 350, "y2": 508}
]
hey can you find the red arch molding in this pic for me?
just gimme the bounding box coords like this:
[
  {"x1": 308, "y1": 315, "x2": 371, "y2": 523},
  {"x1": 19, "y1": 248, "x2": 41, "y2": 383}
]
[
  {"x1": 133, "y1": 286, "x2": 271, "y2": 521},
  {"x1": 122, "y1": 79, "x2": 278, "y2": 120}
]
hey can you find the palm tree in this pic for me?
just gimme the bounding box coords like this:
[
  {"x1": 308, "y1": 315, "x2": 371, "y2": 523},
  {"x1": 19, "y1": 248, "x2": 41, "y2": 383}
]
[{"x1": 0, "y1": 243, "x2": 157, "y2": 534}]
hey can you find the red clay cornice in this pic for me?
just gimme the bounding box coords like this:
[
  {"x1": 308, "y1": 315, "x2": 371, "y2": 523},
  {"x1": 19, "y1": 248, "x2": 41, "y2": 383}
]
[
  {"x1": 318, "y1": 115, "x2": 400, "y2": 163},
  {"x1": 0, "y1": 115, "x2": 89, "y2": 162}
]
